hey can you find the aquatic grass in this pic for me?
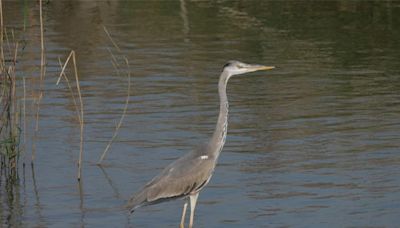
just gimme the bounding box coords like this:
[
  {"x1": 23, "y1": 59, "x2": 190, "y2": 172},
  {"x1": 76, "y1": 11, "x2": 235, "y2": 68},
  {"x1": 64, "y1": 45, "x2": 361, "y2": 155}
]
[
  {"x1": 0, "y1": 26, "x2": 21, "y2": 177},
  {"x1": 56, "y1": 50, "x2": 84, "y2": 181},
  {"x1": 98, "y1": 26, "x2": 131, "y2": 164},
  {"x1": 0, "y1": 0, "x2": 21, "y2": 176},
  {"x1": 0, "y1": 0, "x2": 3, "y2": 63}
]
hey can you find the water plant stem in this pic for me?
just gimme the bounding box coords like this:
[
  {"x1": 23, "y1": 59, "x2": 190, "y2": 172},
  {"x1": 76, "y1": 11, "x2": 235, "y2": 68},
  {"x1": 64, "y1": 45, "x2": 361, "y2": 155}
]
[
  {"x1": 57, "y1": 51, "x2": 84, "y2": 181},
  {"x1": 97, "y1": 26, "x2": 131, "y2": 164}
]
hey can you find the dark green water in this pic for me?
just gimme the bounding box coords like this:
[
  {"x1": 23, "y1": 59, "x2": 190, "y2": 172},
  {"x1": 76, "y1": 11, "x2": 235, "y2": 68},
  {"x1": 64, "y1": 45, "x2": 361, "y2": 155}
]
[{"x1": 1, "y1": 1, "x2": 400, "y2": 227}]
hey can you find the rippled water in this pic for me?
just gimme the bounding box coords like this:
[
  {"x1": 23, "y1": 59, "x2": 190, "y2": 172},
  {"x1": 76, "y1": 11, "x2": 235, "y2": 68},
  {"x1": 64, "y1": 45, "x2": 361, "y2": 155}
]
[{"x1": 2, "y1": 1, "x2": 400, "y2": 227}]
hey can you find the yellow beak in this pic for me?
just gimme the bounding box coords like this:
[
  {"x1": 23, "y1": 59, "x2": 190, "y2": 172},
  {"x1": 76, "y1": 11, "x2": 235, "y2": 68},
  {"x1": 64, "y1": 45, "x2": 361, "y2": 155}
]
[
  {"x1": 244, "y1": 64, "x2": 275, "y2": 73},
  {"x1": 258, "y1": 66, "x2": 275, "y2": 71}
]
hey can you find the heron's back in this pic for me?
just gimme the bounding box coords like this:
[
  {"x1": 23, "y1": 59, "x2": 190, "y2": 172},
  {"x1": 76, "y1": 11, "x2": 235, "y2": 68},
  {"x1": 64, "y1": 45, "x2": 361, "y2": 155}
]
[{"x1": 127, "y1": 144, "x2": 217, "y2": 212}]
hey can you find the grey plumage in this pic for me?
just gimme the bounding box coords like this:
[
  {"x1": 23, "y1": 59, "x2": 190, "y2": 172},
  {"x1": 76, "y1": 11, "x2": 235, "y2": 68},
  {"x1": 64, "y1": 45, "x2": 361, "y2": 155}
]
[
  {"x1": 127, "y1": 60, "x2": 274, "y2": 227},
  {"x1": 128, "y1": 143, "x2": 215, "y2": 212}
]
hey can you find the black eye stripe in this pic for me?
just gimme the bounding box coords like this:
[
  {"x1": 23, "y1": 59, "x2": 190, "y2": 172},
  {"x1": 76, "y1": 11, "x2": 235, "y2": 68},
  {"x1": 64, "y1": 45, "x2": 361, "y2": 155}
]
[{"x1": 223, "y1": 62, "x2": 231, "y2": 69}]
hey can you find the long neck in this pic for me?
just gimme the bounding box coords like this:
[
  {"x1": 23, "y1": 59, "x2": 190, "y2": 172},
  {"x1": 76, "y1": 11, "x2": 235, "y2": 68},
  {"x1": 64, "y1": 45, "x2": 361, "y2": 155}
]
[{"x1": 209, "y1": 71, "x2": 230, "y2": 158}]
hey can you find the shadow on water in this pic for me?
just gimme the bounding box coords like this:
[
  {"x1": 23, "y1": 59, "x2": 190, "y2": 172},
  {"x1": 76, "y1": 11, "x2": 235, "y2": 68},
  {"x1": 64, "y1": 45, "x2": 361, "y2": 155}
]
[{"x1": 0, "y1": 0, "x2": 400, "y2": 227}]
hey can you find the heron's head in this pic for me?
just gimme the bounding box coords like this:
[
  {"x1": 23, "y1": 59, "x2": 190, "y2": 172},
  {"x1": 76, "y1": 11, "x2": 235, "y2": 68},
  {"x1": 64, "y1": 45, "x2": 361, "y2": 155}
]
[{"x1": 222, "y1": 60, "x2": 275, "y2": 77}]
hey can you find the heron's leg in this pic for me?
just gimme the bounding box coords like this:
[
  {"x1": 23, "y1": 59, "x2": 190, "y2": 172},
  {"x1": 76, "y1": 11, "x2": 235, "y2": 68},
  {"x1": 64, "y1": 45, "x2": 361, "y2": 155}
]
[
  {"x1": 180, "y1": 200, "x2": 188, "y2": 228},
  {"x1": 189, "y1": 193, "x2": 199, "y2": 228}
]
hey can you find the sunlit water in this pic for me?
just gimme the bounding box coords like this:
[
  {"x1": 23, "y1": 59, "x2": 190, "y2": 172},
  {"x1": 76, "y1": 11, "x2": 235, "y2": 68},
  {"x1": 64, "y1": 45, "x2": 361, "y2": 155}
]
[{"x1": 1, "y1": 1, "x2": 400, "y2": 227}]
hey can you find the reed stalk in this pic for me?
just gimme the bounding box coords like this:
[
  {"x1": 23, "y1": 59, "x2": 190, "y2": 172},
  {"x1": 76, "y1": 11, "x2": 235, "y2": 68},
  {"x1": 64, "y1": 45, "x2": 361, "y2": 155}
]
[
  {"x1": 97, "y1": 26, "x2": 131, "y2": 164},
  {"x1": 57, "y1": 57, "x2": 81, "y2": 124},
  {"x1": 39, "y1": 0, "x2": 45, "y2": 81},
  {"x1": 57, "y1": 51, "x2": 84, "y2": 181},
  {"x1": 32, "y1": 0, "x2": 46, "y2": 163},
  {"x1": 22, "y1": 77, "x2": 26, "y2": 165},
  {"x1": 98, "y1": 59, "x2": 130, "y2": 164}
]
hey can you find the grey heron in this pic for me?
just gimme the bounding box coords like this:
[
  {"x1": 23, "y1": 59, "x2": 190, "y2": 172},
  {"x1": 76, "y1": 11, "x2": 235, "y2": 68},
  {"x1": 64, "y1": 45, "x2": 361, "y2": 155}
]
[{"x1": 127, "y1": 60, "x2": 275, "y2": 227}]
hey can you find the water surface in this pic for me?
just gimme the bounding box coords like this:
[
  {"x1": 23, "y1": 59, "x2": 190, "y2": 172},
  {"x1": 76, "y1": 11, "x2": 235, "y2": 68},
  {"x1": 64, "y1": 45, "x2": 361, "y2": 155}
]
[{"x1": 2, "y1": 1, "x2": 400, "y2": 227}]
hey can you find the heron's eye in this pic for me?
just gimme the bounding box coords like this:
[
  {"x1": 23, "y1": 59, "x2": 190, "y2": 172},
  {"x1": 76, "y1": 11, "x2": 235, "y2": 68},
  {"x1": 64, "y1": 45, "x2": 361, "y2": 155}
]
[
  {"x1": 223, "y1": 62, "x2": 231, "y2": 69},
  {"x1": 237, "y1": 64, "x2": 244, "y2": 69}
]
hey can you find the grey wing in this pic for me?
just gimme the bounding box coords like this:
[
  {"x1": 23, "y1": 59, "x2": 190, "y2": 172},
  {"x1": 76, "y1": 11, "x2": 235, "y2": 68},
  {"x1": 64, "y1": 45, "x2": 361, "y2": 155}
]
[{"x1": 127, "y1": 146, "x2": 215, "y2": 212}]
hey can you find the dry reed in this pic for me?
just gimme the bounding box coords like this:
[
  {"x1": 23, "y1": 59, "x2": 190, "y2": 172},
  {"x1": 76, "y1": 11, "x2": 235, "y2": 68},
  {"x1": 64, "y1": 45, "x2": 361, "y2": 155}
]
[
  {"x1": 56, "y1": 51, "x2": 84, "y2": 181},
  {"x1": 32, "y1": 0, "x2": 46, "y2": 163},
  {"x1": 57, "y1": 57, "x2": 81, "y2": 124},
  {"x1": 97, "y1": 26, "x2": 131, "y2": 164},
  {"x1": 0, "y1": 0, "x2": 22, "y2": 176},
  {"x1": 39, "y1": 0, "x2": 45, "y2": 81},
  {"x1": 22, "y1": 77, "x2": 26, "y2": 165}
]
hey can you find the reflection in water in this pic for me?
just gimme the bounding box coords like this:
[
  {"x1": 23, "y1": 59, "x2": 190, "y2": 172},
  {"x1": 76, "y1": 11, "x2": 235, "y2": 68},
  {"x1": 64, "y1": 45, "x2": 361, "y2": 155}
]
[
  {"x1": 1, "y1": 171, "x2": 21, "y2": 226},
  {"x1": 0, "y1": 0, "x2": 400, "y2": 227},
  {"x1": 179, "y1": 0, "x2": 190, "y2": 43},
  {"x1": 78, "y1": 180, "x2": 85, "y2": 228},
  {"x1": 31, "y1": 163, "x2": 45, "y2": 227},
  {"x1": 98, "y1": 165, "x2": 121, "y2": 200}
]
